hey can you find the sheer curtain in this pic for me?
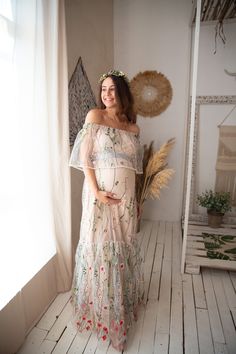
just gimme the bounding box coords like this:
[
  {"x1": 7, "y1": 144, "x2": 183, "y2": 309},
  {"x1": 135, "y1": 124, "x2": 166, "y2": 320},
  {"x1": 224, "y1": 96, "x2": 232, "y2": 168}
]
[{"x1": 0, "y1": 0, "x2": 72, "y2": 311}]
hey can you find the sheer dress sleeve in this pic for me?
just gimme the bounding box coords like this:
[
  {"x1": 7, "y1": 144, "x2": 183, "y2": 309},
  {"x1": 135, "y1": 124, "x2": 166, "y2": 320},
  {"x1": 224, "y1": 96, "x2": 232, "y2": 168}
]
[
  {"x1": 69, "y1": 122, "x2": 143, "y2": 174},
  {"x1": 69, "y1": 123, "x2": 95, "y2": 170}
]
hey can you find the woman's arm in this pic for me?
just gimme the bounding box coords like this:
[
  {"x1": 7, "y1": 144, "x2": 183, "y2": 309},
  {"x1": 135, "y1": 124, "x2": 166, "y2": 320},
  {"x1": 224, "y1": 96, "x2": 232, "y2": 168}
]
[
  {"x1": 82, "y1": 110, "x2": 121, "y2": 205},
  {"x1": 83, "y1": 167, "x2": 121, "y2": 205}
]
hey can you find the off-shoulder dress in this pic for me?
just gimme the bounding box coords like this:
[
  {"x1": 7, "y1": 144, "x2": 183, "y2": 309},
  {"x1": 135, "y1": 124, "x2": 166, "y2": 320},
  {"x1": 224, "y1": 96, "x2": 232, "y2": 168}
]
[{"x1": 69, "y1": 122, "x2": 144, "y2": 347}]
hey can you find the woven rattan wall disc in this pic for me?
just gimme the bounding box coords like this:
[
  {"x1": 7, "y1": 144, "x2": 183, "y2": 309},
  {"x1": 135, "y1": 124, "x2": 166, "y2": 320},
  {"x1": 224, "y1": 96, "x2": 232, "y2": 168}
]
[{"x1": 130, "y1": 70, "x2": 172, "y2": 117}]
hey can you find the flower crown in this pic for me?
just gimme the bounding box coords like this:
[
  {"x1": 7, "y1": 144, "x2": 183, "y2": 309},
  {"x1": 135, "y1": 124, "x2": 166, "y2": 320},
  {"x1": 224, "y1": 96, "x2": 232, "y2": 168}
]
[{"x1": 99, "y1": 70, "x2": 129, "y2": 83}]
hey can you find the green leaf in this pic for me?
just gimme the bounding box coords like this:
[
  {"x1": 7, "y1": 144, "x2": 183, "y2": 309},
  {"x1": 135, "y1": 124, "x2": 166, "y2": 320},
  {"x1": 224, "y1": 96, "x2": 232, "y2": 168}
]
[{"x1": 224, "y1": 247, "x2": 236, "y2": 254}]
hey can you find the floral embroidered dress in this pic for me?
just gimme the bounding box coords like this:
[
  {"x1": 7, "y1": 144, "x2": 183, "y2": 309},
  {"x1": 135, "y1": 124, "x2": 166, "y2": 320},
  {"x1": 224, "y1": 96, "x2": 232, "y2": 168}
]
[{"x1": 69, "y1": 122, "x2": 144, "y2": 347}]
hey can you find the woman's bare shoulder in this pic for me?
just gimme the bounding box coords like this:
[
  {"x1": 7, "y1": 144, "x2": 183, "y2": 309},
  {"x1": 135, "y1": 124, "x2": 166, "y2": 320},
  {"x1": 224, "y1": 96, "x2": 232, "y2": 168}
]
[
  {"x1": 128, "y1": 123, "x2": 140, "y2": 134},
  {"x1": 85, "y1": 109, "x2": 104, "y2": 124}
]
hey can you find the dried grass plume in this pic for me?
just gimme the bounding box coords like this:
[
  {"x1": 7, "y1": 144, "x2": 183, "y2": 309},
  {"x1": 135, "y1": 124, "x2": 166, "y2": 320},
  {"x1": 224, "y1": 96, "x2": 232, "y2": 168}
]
[{"x1": 136, "y1": 139, "x2": 175, "y2": 210}]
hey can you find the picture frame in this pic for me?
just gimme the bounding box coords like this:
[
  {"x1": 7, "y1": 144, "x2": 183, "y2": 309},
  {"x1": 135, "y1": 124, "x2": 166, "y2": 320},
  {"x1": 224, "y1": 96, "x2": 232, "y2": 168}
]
[{"x1": 185, "y1": 95, "x2": 236, "y2": 225}]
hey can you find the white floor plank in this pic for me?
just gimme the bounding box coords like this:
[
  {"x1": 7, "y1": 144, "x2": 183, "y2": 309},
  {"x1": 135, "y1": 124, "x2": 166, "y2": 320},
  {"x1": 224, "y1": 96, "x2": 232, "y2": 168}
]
[
  {"x1": 155, "y1": 259, "x2": 171, "y2": 334},
  {"x1": 231, "y1": 309, "x2": 236, "y2": 327},
  {"x1": 169, "y1": 223, "x2": 183, "y2": 354},
  {"x1": 211, "y1": 270, "x2": 236, "y2": 354},
  {"x1": 171, "y1": 223, "x2": 182, "y2": 287},
  {"x1": 163, "y1": 222, "x2": 172, "y2": 261},
  {"x1": 140, "y1": 221, "x2": 153, "y2": 262},
  {"x1": 138, "y1": 301, "x2": 157, "y2": 353},
  {"x1": 193, "y1": 274, "x2": 207, "y2": 309},
  {"x1": 229, "y1": 271, "x2": 236, "y2": 292},
  {"x1": 169, "y1": 285, "x2": 183, "y2": 354},
  {"x1": 37, "y1": 291, "x2": 71, "y2": 331},
  {"x1": 143, "y1": 223, "x2": 158, "y2": 303},
  {"x1": 52, "y1": 322, "x2": 77, "y2": 354},
  {"x1": 95, "y1": 337, "x2": 110, "y2": 354},
  {"x1": 202, "y1": 269, "x2": 225, "y2": 344},
  {"x1": 17, "y1": 327, "x2": 48, "y2": 354},
  {"x1": 154, "y1": 332, "x2": 169, "y2": 354},
  {"x1": 139, "y1": 220, "x2": 151, "y2": 247},
  {"x1": 46, "y1": 301, "x2": 73, "y2": 341},
  {"x1": 83, "y1": 332, "x2": 99, "y2": 354},
  {"x1": 148, "y1": 243, "x2": 163, "y2": 301},
  {"x1": 172, "y1": 222, "x2": 182, "y2": 265},
  {"x1": 214, "y1": 342, "x2": 229, "y2": 354},
  {"x1": 67, "y1": 331, "x2": 91, "y2": 354},
  {"x1": 182, "y1": 274, "x2": 199, "y2": 354},
  {"x1": 220, "y1": 271, "x2": 236, "y2": 310},
  {"x1": 35, "y1": 339, "x2": 56, "y2": 354},
  {"x1": 123, "y1": 307, "x2": 145, "y2": 354},
  {"x1": 157, "y1": 221, "x2": 166, "y2": 245},
  {"x1": 196, "y1": 308, "x2": 214, "y2": 354}
]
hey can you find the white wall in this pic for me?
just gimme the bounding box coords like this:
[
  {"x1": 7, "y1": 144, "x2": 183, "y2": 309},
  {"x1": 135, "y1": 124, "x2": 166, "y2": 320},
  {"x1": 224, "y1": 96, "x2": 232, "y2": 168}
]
[
  {"x1": 65, "y1": 0, "x2": 114, "y2": 94},
  {"x1": 114, "y1": 0, "x2": 193, "y2": 221},
  {"x1": 65, "y1": 0, "x2": 114, "y2": 254},
  {"x1": 197, "y1": 21, "x2": 236, "y2": 95},
  {"x1": 194, "y1": 21, "x2": 236, "y2": 216}
]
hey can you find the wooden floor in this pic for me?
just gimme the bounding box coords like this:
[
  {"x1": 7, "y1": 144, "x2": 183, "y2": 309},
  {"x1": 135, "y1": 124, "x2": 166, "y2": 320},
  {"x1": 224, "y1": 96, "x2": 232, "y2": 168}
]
[{"x1": 17, "y1": 220, "x2": 236, "y2": 354}]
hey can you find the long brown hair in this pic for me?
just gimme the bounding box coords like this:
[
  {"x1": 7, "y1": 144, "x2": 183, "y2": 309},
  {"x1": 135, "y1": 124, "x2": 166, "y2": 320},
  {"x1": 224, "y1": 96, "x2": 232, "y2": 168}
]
[{"x1": 98, "y1": 75, "x2": 136, "y2": 123}]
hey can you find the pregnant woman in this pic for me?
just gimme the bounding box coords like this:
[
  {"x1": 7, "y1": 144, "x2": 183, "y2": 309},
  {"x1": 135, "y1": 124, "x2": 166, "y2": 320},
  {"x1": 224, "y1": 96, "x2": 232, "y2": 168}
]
[{"x1": 69, "y1": 70, "x2": 144, "y2": 351}]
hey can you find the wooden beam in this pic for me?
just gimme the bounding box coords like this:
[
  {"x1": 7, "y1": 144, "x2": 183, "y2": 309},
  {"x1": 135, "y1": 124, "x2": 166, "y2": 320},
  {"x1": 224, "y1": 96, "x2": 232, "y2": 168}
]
[{"x1": 181, "y1": 0, "x2": 202, "y2": 274}]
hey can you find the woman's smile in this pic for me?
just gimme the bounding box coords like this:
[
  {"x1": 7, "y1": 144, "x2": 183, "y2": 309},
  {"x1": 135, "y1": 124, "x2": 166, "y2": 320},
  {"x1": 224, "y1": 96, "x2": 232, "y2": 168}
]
[{"x1": 101, "y1": 77, "x2": 117, "y2": 108}]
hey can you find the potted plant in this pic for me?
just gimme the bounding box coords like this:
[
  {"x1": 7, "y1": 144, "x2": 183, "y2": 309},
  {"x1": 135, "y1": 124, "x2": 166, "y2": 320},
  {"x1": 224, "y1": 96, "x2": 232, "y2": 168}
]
[{"x1": 197, "y1": 189, "x2": 232, "y2": 228}]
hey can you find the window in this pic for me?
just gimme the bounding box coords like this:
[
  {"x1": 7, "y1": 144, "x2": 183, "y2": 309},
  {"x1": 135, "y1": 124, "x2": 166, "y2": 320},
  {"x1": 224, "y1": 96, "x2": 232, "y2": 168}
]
[{"x1": 0, "y1": 0, "x2": 56, "y2": 310}]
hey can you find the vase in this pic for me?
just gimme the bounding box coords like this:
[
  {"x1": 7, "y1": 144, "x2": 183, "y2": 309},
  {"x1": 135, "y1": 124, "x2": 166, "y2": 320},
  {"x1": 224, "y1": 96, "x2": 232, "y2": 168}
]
[{"x1": 207, "y1": 210, "x2": 224, "y2": 228}]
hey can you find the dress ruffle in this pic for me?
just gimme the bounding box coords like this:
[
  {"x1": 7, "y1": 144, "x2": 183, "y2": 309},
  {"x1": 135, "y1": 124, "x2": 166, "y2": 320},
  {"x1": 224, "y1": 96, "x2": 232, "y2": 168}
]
[
  {"x1": 71, "y1": 240, "x2": 144, "y2": 346},
  {"x1": 69, "y1": 122, "x2": 143, "y2": 174}
]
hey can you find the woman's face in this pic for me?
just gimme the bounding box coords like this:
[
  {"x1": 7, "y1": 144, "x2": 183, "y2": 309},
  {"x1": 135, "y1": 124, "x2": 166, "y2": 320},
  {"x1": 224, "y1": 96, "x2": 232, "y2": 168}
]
[{"x1": 101, "y1": 77, "x2": 117, "y2": 109}]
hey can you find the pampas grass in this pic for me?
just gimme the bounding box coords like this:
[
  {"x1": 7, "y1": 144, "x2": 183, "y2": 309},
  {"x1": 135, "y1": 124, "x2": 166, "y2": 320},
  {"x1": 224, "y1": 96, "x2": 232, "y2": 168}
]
[{"x1": 136, "y1": 139, "x2": 175, "y2": 210}]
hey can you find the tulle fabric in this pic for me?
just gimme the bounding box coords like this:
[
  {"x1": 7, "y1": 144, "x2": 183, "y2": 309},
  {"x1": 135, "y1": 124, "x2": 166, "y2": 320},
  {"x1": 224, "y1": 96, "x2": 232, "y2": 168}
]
[
  {"x1": 70, "y1": 122, "x2": 144, "y2": 347},
  {"x1": 69, "y1": 122, "x2": 143, "y2": 174}
]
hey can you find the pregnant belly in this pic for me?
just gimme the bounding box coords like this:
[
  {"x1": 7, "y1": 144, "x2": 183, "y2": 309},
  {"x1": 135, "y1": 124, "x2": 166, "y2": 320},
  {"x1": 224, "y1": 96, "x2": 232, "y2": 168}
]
[{"x1": 95, "y1": 167, "x2": 136, "y2": 200}]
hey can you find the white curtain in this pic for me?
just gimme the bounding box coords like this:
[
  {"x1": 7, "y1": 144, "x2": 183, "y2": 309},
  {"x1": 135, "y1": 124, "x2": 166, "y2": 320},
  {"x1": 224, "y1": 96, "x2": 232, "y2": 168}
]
[
  {"x1": 43, "y1": 0, "x2": 73, "y2": 291},
  {"x1": 0, "y1": 0, "x2": 72, "y2": 310}
]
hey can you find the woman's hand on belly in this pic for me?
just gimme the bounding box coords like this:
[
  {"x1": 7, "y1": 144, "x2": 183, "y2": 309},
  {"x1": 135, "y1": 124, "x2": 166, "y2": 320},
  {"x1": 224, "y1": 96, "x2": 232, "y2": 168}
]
[{"x1": 95, "y1": 190, "x2": 121, "y2": 206}]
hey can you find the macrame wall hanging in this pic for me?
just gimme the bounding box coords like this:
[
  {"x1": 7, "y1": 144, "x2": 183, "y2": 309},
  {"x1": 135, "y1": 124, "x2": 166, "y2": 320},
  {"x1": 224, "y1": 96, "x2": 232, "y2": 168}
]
[
  {"x1": 69, "y1": 57, "x2": 96, "y2": 146},
  {"x1": 130, "y1": 70, "x2": 172, "y2": 117},
  {"x1": 215, "y1": 105, "x2": 236, "y2": 206}
]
